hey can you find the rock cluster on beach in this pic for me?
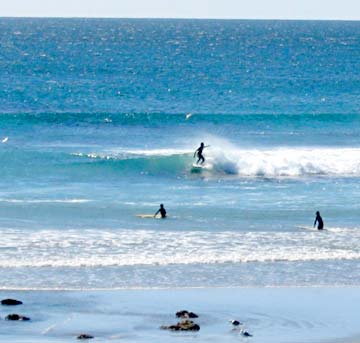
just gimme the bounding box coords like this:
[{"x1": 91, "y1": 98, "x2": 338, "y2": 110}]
[
  {"x1": 1, "y1": 298, "x2": 96, "y2": 339},
  {"x1": 5, "y1": 313, "x2": 30, "y2": 321},
  {"x1": 1, "y1": 298, "x2": 30, "y2": 321},
  {"x1": 160, "y1": 310, "x2": 253, "y2": 336},
  {"x1": 161, "y1": 310, "x2": 200, "y2": 331},
  {"x1": 1, "y1": 299, "x2": 252, "y2": 338}
]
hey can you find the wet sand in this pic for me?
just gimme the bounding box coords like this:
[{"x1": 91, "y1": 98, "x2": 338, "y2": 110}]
[{"x1": 0, "y1": 287, "x2": 359, "y2": 343}]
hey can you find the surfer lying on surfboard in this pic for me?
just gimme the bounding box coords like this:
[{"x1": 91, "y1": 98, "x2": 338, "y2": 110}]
[
  {"x1": 314, "y1": 211, "x2": 324, "y2": 230},
  {"x1": 194, "y1": 142, "x2": 210, "y2": 165},
  {"x1": 154, "y1": 204, "x2": 167, "y2": 218}
]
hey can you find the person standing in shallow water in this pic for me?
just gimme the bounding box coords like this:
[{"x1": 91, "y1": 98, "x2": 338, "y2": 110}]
[
  {"x1": 155, "y1": 204, "x2": 167, "y2": 218},
  {"x1": 314, "y1": 211, "x2": 324, "y2": 230},
  {"x1": 194, "y1": 142, "x2": 209, "y2": 165}
]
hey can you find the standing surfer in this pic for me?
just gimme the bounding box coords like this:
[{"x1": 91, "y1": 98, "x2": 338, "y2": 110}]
[
  {"x1": 194, "y1": 142, "x2": 209, "y2": 165},
  {"x1": 314, "y1": 211, "x2": 324, "y2": 230}
]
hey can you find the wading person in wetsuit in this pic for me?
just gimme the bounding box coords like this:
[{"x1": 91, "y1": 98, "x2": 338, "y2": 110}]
[
  {"x1": 154, "y1": 204, "x2": 167, "y2": 218},
  {"x1": 193, "y1": 142, "x2": 209, "y2": 165},
  {"x1": 314, "y1": 211, "x2": 324, "y2": 230}
]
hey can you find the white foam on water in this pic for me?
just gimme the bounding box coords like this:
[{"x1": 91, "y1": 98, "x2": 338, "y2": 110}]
[
  {"x1": 72, "y1": 148, "x2": 192, "y2": 160},
  {"x1": 124, "y1": 148, "x2": 192, "y2": 156},
  {"x1": 0, "y1": 227, "x2": 359, "y2": 268},
  {"x1": 206, "y1": 145, "x2": 360, "y2": 177},
  {"x1": 0, "y1": 199, "x2": 91, "y2": 204}
]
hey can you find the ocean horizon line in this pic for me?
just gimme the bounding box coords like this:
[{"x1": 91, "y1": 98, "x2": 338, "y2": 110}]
[{"x1": 1, "y1": 16, "x2": 359, "y2": 22}]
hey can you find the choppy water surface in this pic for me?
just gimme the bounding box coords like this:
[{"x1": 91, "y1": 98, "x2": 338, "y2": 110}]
[{"x1": 0, "y1": 19, "x2": 360, "y2": 289}]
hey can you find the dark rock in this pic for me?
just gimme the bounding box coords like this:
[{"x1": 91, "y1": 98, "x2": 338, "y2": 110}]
[
  {"x1": 230, "y1": 319, "x2": 242, "y2": 326},
  {"x1": 241, "y1": 330, "x2": 253, "y2": 337},
  {"x1": 176, "y1": 310, "x2": 198, "y2": 318},
  {"x1": 161, "y1": 319, "x2": 200, "y2": 331},
  {"x1": 181, "y1": 320, "x2": 200, "y2": 331},
  {"x1": 1, "y1": 299, "x2": 23, "y2": 306},
  {"x1": 5, "y1": 314, "x2": 30, "y2": 321},
  {"x1": 77, "y1": 334, "x2": 94, "y2": 339}
]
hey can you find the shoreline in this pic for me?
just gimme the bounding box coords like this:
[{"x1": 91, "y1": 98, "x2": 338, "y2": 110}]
[
  {"x1": 1, "y1": 284, "x2": 360, "y2": 291},
  {"x1": 0, "y1": 286, "x2": 359, "y2": 343}
]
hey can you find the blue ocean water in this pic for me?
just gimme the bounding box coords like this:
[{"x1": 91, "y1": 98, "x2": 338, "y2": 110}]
[{"x1": 0, "y1": 18, "x2": 360, "y2": 289}]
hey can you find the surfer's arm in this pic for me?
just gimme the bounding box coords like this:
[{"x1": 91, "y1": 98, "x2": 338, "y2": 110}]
[
  {"x1": 154, "y1": 209, "x2": 160, "y2": 218},
  {"x1": 193, "y1": 149, "x2": 198, "y2": 158},
  {"x1": 313, "y1": 218, "x2": 317, "y2": 227}
]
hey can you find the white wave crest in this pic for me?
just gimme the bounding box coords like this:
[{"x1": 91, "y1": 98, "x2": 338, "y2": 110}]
[
  {"x1": 73, "y1": 144, "x2": 360, "y2": 178},
  {"x1": 124, "y1": 148, "x2": 192, "y2": 156},
  {"x1": 72, "y1": 148, "x2": 191, "y2": 160},
  {"x1": 205, "y1": 147, "x2": 360, "y2": 177}
]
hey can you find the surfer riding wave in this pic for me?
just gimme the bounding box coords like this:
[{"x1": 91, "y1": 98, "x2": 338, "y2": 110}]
[{"x1": 194, "y1": 142, "x2": 210, "y2": 165}]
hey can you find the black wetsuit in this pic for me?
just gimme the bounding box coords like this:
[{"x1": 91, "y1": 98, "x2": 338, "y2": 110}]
[
  {"x1": 196, "y1": 146, "x2": 205, "y2": 164},
  {"x1": 156, "y1": 207, "x2": 167, "y2": 218},
  {"x1": 314, "y1": 214, "x2": 324, "y2": 230}
]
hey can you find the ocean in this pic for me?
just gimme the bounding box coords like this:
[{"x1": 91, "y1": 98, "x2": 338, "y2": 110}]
[{"x1": 0, "y1": 18, "x2": 360, "y2": 290}]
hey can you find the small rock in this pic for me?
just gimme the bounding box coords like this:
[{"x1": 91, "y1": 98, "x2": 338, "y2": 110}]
[
  {"x1": 5, "y1": 314, "x2": 30, "y2": 321},
  {"x1": 77, "y1": 334, "x2": 94, "y2": 339},
  {"x1": 176, "y1": 310, "x2": 198, "y2": 318},
  {"x1": 230, "y1": 319, "x2": 242, "y2": 326},
  {"x1": 241, "y1": 329, "x2": 253, "y2": 337},
  {"x1": 1, "y1": 299, "x2": 23, "y2": 305},
  {"x1": 161, "y1": 319, "x2": 200, "y2": 331}
]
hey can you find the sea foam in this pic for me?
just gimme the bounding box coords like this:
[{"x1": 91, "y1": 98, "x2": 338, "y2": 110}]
[{"x1": 0, "y1": 227, "x2": 358, "y2": 268}]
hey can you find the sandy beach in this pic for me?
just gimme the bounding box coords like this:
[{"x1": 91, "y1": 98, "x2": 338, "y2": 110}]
[{"x1": 0, "y1": 287, "x2": 359, "y2": 343}]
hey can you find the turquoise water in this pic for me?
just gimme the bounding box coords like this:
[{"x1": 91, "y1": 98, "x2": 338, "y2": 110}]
[{"x1": 0, "y1": 19, "x2": 360, "y2": 289}]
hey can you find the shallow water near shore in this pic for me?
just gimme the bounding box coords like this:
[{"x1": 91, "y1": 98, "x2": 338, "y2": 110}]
[{"x1": 0, "y1": 287, "x2": 359, "y2": 343}]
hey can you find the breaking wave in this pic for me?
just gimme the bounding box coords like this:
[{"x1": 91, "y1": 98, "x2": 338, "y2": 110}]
[
  {"x1": 73, "y1": 146, "x2": 360, "y2": 178},
  {"x1": 0, "y1": 227, "x2": 359, "y2": 268}
]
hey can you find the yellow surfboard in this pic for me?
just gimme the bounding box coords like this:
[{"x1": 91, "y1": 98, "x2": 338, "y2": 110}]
[{"x1": 136, "y1": 214, "x2": 162, "y2": 219}]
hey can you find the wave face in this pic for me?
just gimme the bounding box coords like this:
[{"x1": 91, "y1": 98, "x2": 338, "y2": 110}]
[
  {"x1": 73, "y1": 147, "x2": 360, "y2": 178},
  {"x1": 73, "y1": 149, "x2": 191, "y2": 171}
]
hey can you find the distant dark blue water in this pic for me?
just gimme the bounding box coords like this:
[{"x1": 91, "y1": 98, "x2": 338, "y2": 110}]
[
  {"x1": 1, "y1": 18, "x2": 359, "y2": 114},
  {"x1": 0, "y1": 19, "x2": 360, "y2": 290}
]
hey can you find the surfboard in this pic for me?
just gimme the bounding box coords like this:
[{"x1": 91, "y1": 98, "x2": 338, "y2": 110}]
[
  {"x1": 297, "y1": 226, "x2": 327, "y2": 232},
  {"x1": 136, "y1": 214, "x2": 162, "y2": 219},
  {"x1": 191, "y1": 163, "x2": 206, "y2": 173}
]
